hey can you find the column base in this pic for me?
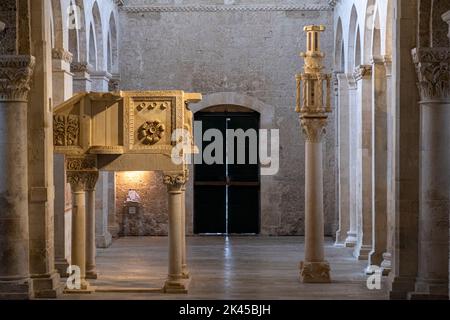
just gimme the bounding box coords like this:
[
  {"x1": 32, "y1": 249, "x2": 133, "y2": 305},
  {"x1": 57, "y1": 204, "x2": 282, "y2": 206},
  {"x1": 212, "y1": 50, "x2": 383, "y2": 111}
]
[
  {"x1": 299, "y1": 261, "x2": 331, "y2": 283},
  {"x1": 163, "y1": 278, "x2": 189, "y2": 294},
  {"x1": 55, "y1": 258, "x2": 70, "y2": 278},
  {"x1": 64, "y1": 279, "x2": 94, "y2": 294},
  {"x1": 380, "y1": 252, "x2": 392, "y2": 276},
  {"x1": 30, "y1": 271, "x2": 62, "y2": 298},
  {"x1": 408, "y1": 278, "x2": 449, "y2": 300},
  {"x1": 344, "y1": 233, "x2": 357, "y2": 248},
  {"x1": 86, "y1": 271, "x2": 98, "y2": 280},
  {"x1": 96, "y1": 233, "x2": 112, "y2": 248},
  {"x1": 334, "y1": 230, "x2": 346, "y2": 247},
  {"x1": 368, "y1": 250, "x2": 384, "y2": 267},
  {"x1": 354, "y1": 245, "x2": 371, "y2": 260},
  {"x1": 0, "y1": 279, "x2": 33, "y2": 300}
]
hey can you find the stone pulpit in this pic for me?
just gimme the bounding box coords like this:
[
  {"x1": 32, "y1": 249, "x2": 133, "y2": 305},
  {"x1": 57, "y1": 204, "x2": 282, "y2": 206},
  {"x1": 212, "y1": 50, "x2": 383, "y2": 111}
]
[{"x1": 53, "y1": 90, "x2": 201, "y2": 293}]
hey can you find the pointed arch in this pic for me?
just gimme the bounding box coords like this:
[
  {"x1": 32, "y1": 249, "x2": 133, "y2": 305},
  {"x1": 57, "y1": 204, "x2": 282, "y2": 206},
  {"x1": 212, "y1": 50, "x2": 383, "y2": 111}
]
[
  {"x1": 89, "y1": 23, "x2": 97, "y2": 69},
  {"x1": 108, "y1": 11, "x2": 118, "y2": 73},
  {"x1": 364, "y1": 0, "x2": 377, "y2": 63},
  {"x1": 372, "y1": 9, "x2": 382, "y2": 57},
  {"x1": 51, "y1": 0, "x2": 63, "y2": 49},
  {"x1": 335, "y1": 17, "x2": 344, "y2": 72},
  {"x1": 92, "y1": 1, "x2": 104, "y2": 71},
  {"x1": 347, "y1": 5, "x2": 358, "y2": 73}
]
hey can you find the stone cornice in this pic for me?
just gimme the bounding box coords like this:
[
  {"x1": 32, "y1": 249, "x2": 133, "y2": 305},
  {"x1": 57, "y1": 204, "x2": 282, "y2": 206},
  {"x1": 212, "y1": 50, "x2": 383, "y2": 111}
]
[
  {"x1": 121, "y1": 4, "x2": 332, "y2": 13},
  {"x1": 0, "y1": 55, "x2": 36, "y2": 102},
  {"x1": 412, "y1": 47, "x2": 450, "y2": 101}
]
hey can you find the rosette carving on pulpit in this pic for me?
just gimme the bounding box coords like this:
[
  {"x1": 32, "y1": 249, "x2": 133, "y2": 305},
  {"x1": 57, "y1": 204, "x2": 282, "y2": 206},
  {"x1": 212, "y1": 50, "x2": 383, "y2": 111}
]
[{"x1": 138, "y1": 120, "x2": 166, "y2": 145}]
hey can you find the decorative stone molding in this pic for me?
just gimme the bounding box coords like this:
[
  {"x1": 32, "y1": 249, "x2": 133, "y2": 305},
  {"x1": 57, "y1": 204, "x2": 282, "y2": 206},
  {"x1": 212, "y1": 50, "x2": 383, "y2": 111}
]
[
  {"x1": 0, "y1": 55, "x2": 35, "y2": 101},
  {"x1": 412, "y1": 47, "x2": 450, "y2": 101},
  {"x1": 52, "y1": 48, "x2": 73, "y2": 64},
  {"x1": 66, "y1": 156, "x2": 98, "y2": 192},
  {"x1": 108, "y1": 77, "x2": 120, "y2": 92},
  {"x1": 53, "y1": 114, "x2": 80, "y2": 146},
  {"x1": 122, "y1": 5, "x2": 332, "y2": 13},
  {"x1": 67, "y1": 171, "x2": 99, "y2": 192},
  {"x1": 163, "y1": 173, "x2": 187, "y2": 187},
  {"x1": 70, "y1": 62, "x2": 93, "y2": 74},
  {"x1": 353, "y1": 65, "x2": 372, "y2": 81},
  {"x1": 328, "y1": 0, "x2": 337, "y2": 7},
  {"x1": 300, "y1": 117, "x2": 328, "y2": 143},
  {"x1": 346, "y1": 74, "x2": 357, "y2": 90}
]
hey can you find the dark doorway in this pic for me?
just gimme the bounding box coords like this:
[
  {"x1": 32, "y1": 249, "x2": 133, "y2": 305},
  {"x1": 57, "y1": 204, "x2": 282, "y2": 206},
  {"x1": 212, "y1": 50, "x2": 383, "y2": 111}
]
[{"x1": 194, "y1": 108, "x2": 260, "y2": 235}]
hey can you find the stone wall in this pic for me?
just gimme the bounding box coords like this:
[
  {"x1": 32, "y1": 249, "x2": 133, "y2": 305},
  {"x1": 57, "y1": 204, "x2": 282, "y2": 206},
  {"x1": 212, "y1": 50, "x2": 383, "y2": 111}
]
[
  {"x1": 118, "y1": 0, "x2": 336, "y2": 235},
  {"x1": 115, "y1": 171, "x2": 169, "y2": 236}
]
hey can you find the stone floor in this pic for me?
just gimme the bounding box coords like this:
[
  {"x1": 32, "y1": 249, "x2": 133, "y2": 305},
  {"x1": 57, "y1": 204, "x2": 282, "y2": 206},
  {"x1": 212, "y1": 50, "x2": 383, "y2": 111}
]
[{"x1": 61, "y1": 236, "x2": 389, "y2": 300}]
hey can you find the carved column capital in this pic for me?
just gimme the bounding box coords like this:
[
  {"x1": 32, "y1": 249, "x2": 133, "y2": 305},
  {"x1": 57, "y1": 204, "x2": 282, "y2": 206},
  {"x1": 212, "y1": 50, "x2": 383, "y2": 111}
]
[
  {"x1": 412, "y1": 47, "x2": 450, "y2": 102},
  {"x1": 353, "y1": 64, "x2": 372, "y2": 81},
  {"x1": 0, "y1": 55, "x2": 35, "y2": 101},
  {"x1": 66, "y1": 156, "x2": 98, "y2": 192},
  {"x1": 383, "y1": 55, "x2": 393, "y2": 77},
  {"x1": 163, "y1": 172, "x2": 187, "y2": 192},
  {"x1": 300, "y1": 117, "x2": 328, "y2": 143},
  {"x1": 52, "y1": 48, "x2": 73, "y2": 64},
  {"x1": 70, "y1": 62, "x2": 93, "y2": 74},
  {"x1": 346, "y1": 74, "x2": 357, "y2": 90}
]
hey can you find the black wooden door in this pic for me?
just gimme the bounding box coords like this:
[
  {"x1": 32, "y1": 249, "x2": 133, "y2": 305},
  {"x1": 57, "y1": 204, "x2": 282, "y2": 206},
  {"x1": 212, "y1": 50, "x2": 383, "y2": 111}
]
[{"x1": 194, "y1": 112, "x2": 260, "y2": 235}]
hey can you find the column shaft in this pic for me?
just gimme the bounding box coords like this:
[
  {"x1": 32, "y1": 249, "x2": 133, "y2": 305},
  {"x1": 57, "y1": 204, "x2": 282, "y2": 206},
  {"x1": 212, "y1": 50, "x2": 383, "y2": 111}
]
[
  {"x1": 71, "y1": 190, "x2": 89, "y2": 290},
  {"x1": 181, "y1": 187, "x2": 189, "y2": 278},
  {"x1": 86, "y1": 189, "x2": 97, "y2": 279}
]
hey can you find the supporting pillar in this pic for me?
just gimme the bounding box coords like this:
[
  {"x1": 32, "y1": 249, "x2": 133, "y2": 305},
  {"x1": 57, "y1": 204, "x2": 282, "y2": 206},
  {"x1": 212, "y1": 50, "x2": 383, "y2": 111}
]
[
  {"x1": 353, "y1": 65, "x2": 373, "y2": 260},
  {"x1": 181, "y1": 184, "x2": 189, "y2": 279},
  {"x1": 409, "y1": 47, "x2": 450, "y2": 300},
  {"x1": 346, "y1": 75, "x2": 358, "y2": 248},
  {"x1": 296, "y1": 25, "x2": 331, "y2": 283},
  {"x1": 163, "y1": 172, "x2": 189, "y2": 293},
  {"x1": 65, "y1": 156, "x2": 98, "y2": 293},
  {"x1": 0, "y1": 55, "x2": 35, "y2": 299},
  {"x1": 299, "y1": 118, "x2": 331, "y2": 283},
  {"x1": 86, "y1": 184, "x2": 98, "y2": 279},
  {"x1": 28, "y1": 0, "x2": 61, "y2": 298},
  {"x1": 382, "y1": 55, "x2": 393, "y2": 276},
  {"x1": 368, "y1": 56, "x2": 388, "y2": 270},
  {"x1": 335, "y1": 72, "x2": 351, "y2": 246},
  {"x1": 52, "y1": 48, "x2": 74, "y2": 277},
  {"x1": 91, "y1": 71, "x2": 112, "y2": 92},
  {"x1": 95, "y1": 172, "x2": 112, "y2": 248}
]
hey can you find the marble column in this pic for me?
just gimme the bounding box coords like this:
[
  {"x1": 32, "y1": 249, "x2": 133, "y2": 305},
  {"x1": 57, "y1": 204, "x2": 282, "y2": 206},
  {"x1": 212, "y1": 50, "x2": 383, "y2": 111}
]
[
  {"x1": 299, "y1": 118, "x2": 331, "y2": 283},
  {"x1": 71, "y1": 62, "x2": 92, "y2": 93},
  {"x1": 409, "y1": 47, "x2": 450, "y2": 300},
  {"x1": 28, "y1": 0, "x2": 61, "y2": 298},
  {"x1": 382, "y1": 56, "x2": 393, "y2": 276},
  {"x1": 335, "y1": 73, "x2": 351, "y2": 246},
  {"x1": 368, "y1": 56, "x2": 388, "y2": 270},
  {"x1": 346, "y1": 75, "x2": 358, "y2": 248},
  {"x1": 108, "y1": 172, "x2": 119, "y2": 238},
  {"x1": 353, "y1": 65, "x2": 373, "y2": 260},
  {"x1": 181, "y1": 184, "x2": 189, "y2": 279},
  {"x1": 0, "y1": 55, "x2": 35, "y2": 299},
  {"x1": 65, "y1": 157, "x2": 98, "y2": 293},
  {"x1": 86, "y1": 183, "x2": 98, "y2": 279},
  {"x1": 163, "y1": 173, "x2": 188, "y2": 293}
]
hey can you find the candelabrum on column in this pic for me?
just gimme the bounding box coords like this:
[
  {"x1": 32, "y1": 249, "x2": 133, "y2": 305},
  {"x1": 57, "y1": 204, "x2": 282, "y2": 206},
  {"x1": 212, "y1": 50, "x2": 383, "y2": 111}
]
[{"x1": 296, "y1": 25, "x2": 332, "y2": 283}]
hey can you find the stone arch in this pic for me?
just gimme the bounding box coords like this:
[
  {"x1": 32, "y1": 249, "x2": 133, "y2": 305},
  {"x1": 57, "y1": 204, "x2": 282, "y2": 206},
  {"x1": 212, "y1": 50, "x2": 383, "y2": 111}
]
[
  {"x1": 108, "y1": 11, "x2": 118, "y2": 74},
  {"x1": 190, "y1": 92, "x2": 275, "y2": 130},
  {"x1": 364, "y1": 0, "x2": 376, "y2": 63},
  {"x1": 372, "y1": 9, "x2": 382, "y2": 57},
  {"x1": 335, "y1": 17, "x2": 345, "y2": 72},
  {"x1": 51, "y1": 0, "x2": 63, "y2": 49},
  {"x1": 89, "y1": 23, "x2": 97, "y2": 69},
  {"x1": 92, "y1": 1, "x2": 104, "y2": 71},
  {"x1": 355, "y1": 27, "x2": 361, "y2": 68},
  {"x1": 347, "y1": 5, "x2": 358, "y2": 73},
  {"x1": 73, "y1": 0, "x2": 87, "y2": 63}
]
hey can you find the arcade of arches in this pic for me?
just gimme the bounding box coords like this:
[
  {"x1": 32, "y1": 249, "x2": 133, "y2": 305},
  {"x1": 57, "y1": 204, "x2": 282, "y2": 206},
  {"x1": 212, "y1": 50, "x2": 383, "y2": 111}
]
[{"x1": 0, "y1": 0, "x2": 450, "y2": 300}]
